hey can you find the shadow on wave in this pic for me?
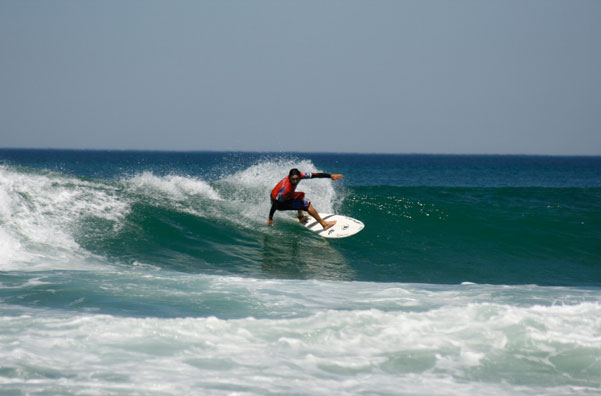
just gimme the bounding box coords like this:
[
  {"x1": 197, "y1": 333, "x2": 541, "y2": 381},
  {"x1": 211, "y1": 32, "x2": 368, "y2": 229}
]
[{"x1": 76, "y1": 202, "x2": 355, "y2": 281}]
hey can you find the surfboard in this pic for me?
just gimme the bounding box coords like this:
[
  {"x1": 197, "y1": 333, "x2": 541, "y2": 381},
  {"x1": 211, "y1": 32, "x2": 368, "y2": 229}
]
[{"x1": 299, "y1": 213, "x2": 364, "y2": 239}]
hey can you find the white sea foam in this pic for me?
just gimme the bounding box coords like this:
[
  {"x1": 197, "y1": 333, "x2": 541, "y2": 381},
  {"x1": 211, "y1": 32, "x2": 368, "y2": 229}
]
[
  {"x1": 1, "y1": 274, "x2": 600, "y2": 396},
  {"x1": 1, "y1": 290, "x2": 599, "y2": 395},
  {"x1": 0, "y1": 226, "x2": 22, "y2": 264},
  {"x1": 0, "y1": 166, "x2": 128, "y2": 271},
  {"x1": 126, "y1": 172, "x2": 222, "y2": 202}
]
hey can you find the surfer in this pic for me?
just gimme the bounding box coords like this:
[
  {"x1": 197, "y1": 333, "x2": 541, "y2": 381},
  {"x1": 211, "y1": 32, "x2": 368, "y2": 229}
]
[{"x1": 268, "y1": 168, "x2": 343, "y2": 230}]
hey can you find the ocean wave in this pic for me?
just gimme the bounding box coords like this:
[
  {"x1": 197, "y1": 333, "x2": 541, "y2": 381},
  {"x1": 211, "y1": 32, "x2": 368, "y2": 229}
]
[
  {"x1": 1, "y1": 277, "x2": 600, "y2": 395},
  {"x1": 0, "y1": 166, "x2": 127, "y2": 271},
  {"x1": 0, "y1": 163, "x2": 346, "y2": 278},
  {"x1": 1, "y1": 164, "x2": 600, "y2": 285},
  {"x1": 2, "y1": 152, "x2": 600, "y2": 396}
]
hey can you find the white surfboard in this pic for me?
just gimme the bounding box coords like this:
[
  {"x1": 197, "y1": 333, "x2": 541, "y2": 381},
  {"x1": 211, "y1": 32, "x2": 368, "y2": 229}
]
[{"x1": 299, "y1": 213, "x2": 364, "y2": 239}]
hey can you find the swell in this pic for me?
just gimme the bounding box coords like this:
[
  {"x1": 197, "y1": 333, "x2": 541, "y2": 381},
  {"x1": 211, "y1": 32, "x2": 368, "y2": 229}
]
[
  {"x1": 0, "y1": 164, "x2": 353, "y2": 280},
  {"x1": 77, "y1": 183, "x2": 601, "y2": 285},
  {"x1": 339, "y1": 185, "x2": 601, "y2": 285},
  {"x1": 2, "y1": 165, "x2": 600, "y2": 285}
]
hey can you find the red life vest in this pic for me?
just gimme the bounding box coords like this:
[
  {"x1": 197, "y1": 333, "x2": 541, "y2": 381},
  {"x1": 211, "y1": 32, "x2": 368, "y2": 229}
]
[{"x1": 271, "y1": 172, "x2": 312, "y2": 201}]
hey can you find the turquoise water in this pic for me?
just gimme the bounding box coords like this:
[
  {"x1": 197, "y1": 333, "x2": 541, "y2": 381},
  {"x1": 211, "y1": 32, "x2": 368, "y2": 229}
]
[{"x1": 1, "y1": 149, "x2": 600, "y2": 395}]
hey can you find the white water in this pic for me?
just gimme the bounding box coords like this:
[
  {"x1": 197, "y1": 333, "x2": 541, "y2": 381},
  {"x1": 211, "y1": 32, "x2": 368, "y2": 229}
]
[
  {"x1": 0, "y1": 161, "x2": 340, "y2": 271},
  {"x1": 0, "y1": 166, "x2": 128, "y2": 271},
  {"x1": 1, "y1": 271, "x2": 601, "y2": 396}
]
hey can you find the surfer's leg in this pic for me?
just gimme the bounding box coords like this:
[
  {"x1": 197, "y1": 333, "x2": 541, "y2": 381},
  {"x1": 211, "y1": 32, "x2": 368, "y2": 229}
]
[
  {"x1": 307, "y1": 204, "x2": 336, "y2": 230},
  {"x1": 297, "y1": 210, "x2": 309, "y2": 223}
]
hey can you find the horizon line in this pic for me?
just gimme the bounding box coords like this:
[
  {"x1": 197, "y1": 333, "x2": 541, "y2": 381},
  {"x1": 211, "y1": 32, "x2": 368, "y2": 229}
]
[{"x1": 1, "y1": 147, "x2": 600, "y2": 158}]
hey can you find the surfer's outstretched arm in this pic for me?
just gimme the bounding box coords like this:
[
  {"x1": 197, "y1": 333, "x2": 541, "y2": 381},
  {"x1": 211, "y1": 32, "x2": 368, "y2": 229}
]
[{"x1": 310, "y1": 173, "x2": 343, "y2": 181}]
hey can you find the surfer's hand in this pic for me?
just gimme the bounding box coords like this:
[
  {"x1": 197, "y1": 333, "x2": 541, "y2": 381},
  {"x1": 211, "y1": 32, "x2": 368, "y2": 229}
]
[
  {"x1": 331, "y1": 174, "x2": 343, "y2": 181},
  {"x1": 267, "y1": 219, "x2": 274, "y2": 226}
]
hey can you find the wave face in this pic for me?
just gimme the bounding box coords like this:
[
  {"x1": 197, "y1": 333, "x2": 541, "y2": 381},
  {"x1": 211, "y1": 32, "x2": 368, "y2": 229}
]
[
  {"x1": 1, "y1": 152, "x2": 599, "y2": 285},
  {"x1": 1, "y1": 150, "x2": 600, "y2": 395},
  {"x1": 343, "y1": 185, "x2": 601, "y2": 285}
]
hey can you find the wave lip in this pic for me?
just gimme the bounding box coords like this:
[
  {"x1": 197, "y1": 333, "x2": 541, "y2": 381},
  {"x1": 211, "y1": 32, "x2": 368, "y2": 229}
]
[
  {"x1": 125, "y1": 171, "x2": 222, "y2": 201},
  {"x1": 0, "y1": 166, "x2": 128, "y2": 271}
]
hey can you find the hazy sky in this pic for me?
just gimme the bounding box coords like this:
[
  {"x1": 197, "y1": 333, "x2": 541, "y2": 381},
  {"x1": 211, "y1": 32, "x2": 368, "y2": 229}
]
[{"x1": 1, "y1": 0, "x2": 600, "y2": 154}]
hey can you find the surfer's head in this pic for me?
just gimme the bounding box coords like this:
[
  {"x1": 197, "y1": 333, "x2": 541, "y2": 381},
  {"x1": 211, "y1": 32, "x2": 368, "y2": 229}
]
[{"x1": 288, "y1": 168, "x2": 301, "y2": 185}]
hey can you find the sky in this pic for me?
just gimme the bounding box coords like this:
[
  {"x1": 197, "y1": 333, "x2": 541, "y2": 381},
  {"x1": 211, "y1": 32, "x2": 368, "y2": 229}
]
[{"x1": 1, "y1": 0, "x2": 600, "y2": 155}]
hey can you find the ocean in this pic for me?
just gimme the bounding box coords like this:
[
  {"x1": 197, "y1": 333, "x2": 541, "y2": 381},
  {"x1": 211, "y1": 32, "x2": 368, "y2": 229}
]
[{"x1": 1, "y1": 149, "x2": 600, "y2": 395}]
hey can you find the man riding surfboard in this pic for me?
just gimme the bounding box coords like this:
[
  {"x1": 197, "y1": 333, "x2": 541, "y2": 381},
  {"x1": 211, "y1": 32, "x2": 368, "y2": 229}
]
[{"x1": 268, "y1": 168, "x2": 343, "y2": 230}]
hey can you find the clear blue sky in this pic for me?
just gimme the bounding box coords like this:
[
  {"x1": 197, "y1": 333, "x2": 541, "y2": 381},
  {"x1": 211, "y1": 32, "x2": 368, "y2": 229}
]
[{"x1": 1, "y1": 0, "x2": 600, "y2": 154}]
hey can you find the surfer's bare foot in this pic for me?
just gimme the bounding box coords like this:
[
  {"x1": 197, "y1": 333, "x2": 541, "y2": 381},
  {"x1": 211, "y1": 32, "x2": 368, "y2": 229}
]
[
  {"x1": 298, "y1": 215, "x2": 310, "y2": 224},
  {"x1": 322, "y1": 220, "x2": 336, "y2": 230}
]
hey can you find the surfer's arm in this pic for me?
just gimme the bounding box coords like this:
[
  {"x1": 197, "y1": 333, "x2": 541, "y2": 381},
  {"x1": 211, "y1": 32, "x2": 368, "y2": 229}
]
[
  {"x1": 268, "y1": 199, "x2": 277, "y2": 225},
  {"x1": 310, "y1": 173, "x2": 343, "y2": 181}
]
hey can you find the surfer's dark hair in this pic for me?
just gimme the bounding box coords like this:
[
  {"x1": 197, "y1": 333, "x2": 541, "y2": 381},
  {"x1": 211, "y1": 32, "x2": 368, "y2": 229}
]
[{"x1": 289, "y1": 168, "x2": 301, "y2": 178}]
